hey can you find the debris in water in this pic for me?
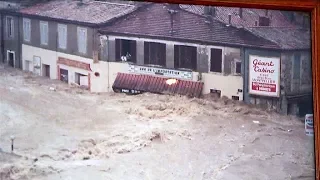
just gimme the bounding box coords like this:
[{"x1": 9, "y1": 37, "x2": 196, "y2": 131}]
[{"x1": 253, "y1": 121, "x2": 260, "y2": 124}]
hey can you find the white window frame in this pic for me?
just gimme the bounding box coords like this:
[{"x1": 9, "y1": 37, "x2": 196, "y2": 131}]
[
  {"x1": 40, "y1": 21, "x2": 49, "y2": 45},
  {"x1": 23, "y1": 18, "x2": 31, "y2": 42},
  {"x1": 6, "y1": 16, "x2": 14, "y2": 38},
  {"x1": 77, "y1": 27, "x2": 87, "y2": 54},
  {"x1": 58, "y1": 24, "x2": 67, "y2": 49}
]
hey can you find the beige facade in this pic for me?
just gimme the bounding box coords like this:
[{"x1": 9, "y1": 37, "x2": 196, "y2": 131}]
[{"x1": 22, "y1": 40, "x2": 243, "y2": 99}]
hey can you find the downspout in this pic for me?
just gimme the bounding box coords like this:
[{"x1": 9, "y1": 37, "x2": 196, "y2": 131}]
[
  {"x1": 1, "y1": 12, "x2": 4, "y2": 63},
  {"x1": 107, "y1": 36, "x2": 110, "y2": 92},
  {"x1": 17, "y1": 14, "x2": 21, "y2": 69}
]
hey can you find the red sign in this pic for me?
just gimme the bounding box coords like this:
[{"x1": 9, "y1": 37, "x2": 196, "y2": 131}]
[
  {"x1": 251, "y1": 82, "x2": 276, "y2": 92},
  {"x1": 249, "y1": 55, "x2": 280, "y2": 97}
]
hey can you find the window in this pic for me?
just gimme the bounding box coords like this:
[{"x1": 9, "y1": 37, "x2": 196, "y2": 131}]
[
  {"x1": 235, "y1": 60, "x2": 241, "y2": 74},
  {"x1": 115, "y1": 39, "x2": 136, "y2": 63},
  {"x1": 6, "y1": 16, "x2": 14, "y2": 38},
  {"x1": 174, "y1": 45, "x2": 197, "y2": 70},
  {"x1": 40, "y1": 21, "x2": 48, "y2": 45},
  {"x1": 23, "y1": 18, "x2": 31, "y2": 42},
  {"x1": 210, "y1": 48, "x2": 223, "y2": 73},
  {"x1": 58, "y1": 24, "x2": 67, "y2": 49},
  {"x1": 144, "y1": 41, "x2": 166, "y2": 66},
  {"x1": 77, "y1": 27, "x2": 87, "y2": 54},
  {"x1": 293, "y1": 53, "x2": 301, "y2": 79}
]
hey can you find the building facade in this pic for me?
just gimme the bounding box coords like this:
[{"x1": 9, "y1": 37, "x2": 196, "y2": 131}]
[
  {"x1": 0, "y1": 1, "x2": 312, "y2": 116},
  {"x1": 14, "y1": 0, "x2": 138, "y2": 91}
]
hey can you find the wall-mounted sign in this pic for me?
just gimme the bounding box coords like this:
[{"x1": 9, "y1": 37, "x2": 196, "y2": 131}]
[
  {"x1": 249, "y1": 55, "x2": 280, "y2": 97},
  {"x1": 128, "y1": 64, "x2": 193, "y2": 80},
  {"x1": 57, "y1": 57, "x2": 92, "y2": 71}
]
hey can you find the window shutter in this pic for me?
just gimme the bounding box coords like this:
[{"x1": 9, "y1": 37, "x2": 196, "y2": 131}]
[
  {"x1": 27, "y1": 21, "x2": 30, "y2": 41},
  {"x1": 77, "y1": 28, "x2": 81, "y2": 52},
  {"x1": 84, "y1": 29, "x2": 87, "y2": 53},
  {"x1": 23, "y1": 20, "x2": 26, "y2": 40},
  {"x1": 58, "y1": 25, "x2": 62, "y2": 48},
  {"x1": 40, "y1": 23, "x2": 44, "y2": 44},
  {"x1": 63, "y1": 27, "x2": 67, "y2": 48},
  {"x1": 82, "y1": 29, "x2": 87, "y2": 53},
  {"x1": 45, "y1": 23, "x2": 48, "y2": 44}
]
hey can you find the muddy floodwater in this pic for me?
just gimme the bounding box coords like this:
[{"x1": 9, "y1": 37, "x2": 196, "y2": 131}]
[{"x1": 0, "y1": 65, "x2": 315, "y2": 180}]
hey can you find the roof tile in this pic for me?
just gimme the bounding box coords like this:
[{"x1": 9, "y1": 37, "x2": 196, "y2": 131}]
[
  {"x1": 100, "y1": 3, "x2": 280, "y2": 49},
  {"x1": 20, "y1": 0, "x2": 137, "y2": 24}
]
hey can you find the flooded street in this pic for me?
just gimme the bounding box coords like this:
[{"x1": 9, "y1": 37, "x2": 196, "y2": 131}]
[{"x1": 0, "y1": 65, "x2": 315, "y2": 180}]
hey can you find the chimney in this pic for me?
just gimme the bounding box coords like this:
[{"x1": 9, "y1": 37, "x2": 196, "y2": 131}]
[
  {"x1": 239, "y1": 8, "x2": 243, "y2": 18},
  {"x1": 227, "y1": 14, "x2": 231, "y2": 26}
]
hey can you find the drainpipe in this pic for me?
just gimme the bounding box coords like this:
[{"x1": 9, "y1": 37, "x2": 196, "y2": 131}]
[
  {"x1": 107, "y1": 36, "x2": 110, "y2": 92},
  {"x1": 1, "y1": 13, "x2": 4, "y2": 64},
  {"x1": 17, "y1": 14, "x2": 21, "y2": 69}
]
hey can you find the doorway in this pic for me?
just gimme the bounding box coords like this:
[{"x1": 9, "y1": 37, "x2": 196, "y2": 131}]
[
  {"x1": 42, "y1": 64, "x2": 50, "y2": 78},
  {"x1": 33, "y1": 56, "x2": 41, "y2": 76},
  {"x1": 60, "y1": 68, "x2": 68, "y2": 83},
  {"x1": 7, "y1": 50, "x2": 15, "y2": 67}
]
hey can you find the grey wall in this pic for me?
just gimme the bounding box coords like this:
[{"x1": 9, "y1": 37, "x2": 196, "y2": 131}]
[
  {"x1": 2, "y1": 14, "x2": 21, "y2": 68},
  {"x1": 20, "y1": 17, "x2": 95, "y2": 59}
]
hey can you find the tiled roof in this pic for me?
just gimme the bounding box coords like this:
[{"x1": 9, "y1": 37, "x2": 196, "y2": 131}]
[
  {"x1": 19, "y1": 0, "x2": 137, "y2": 24},
  {"x1": 180, "y1": 5, "x2": 310, "y2": 50},
  {"x1": 247, "y1": 27, "x2": 311, "y2": 50},
  {"x1": 100, "y1": 3, "x2": 280, "y2": 49},
  {"x1": 179, "y1": 5, "x2": 297, "y2": 28}
]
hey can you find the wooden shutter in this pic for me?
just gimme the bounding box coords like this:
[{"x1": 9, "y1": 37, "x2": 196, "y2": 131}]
[
  {"x1": 40, "y1": 22, "x2": 44, "y2": 44},
  {"x1": 63, "y1": 26, "x2": 67, "y2": 49},
  {"x1": 58, "y1": 25, "x2": 63, "y2": 48},
  {"x1": 77, "y1": 28, "x2": 81, "y2": 52},
  {"x1": 44, "y1": 23, "x2": 48, "y2": 44}
]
